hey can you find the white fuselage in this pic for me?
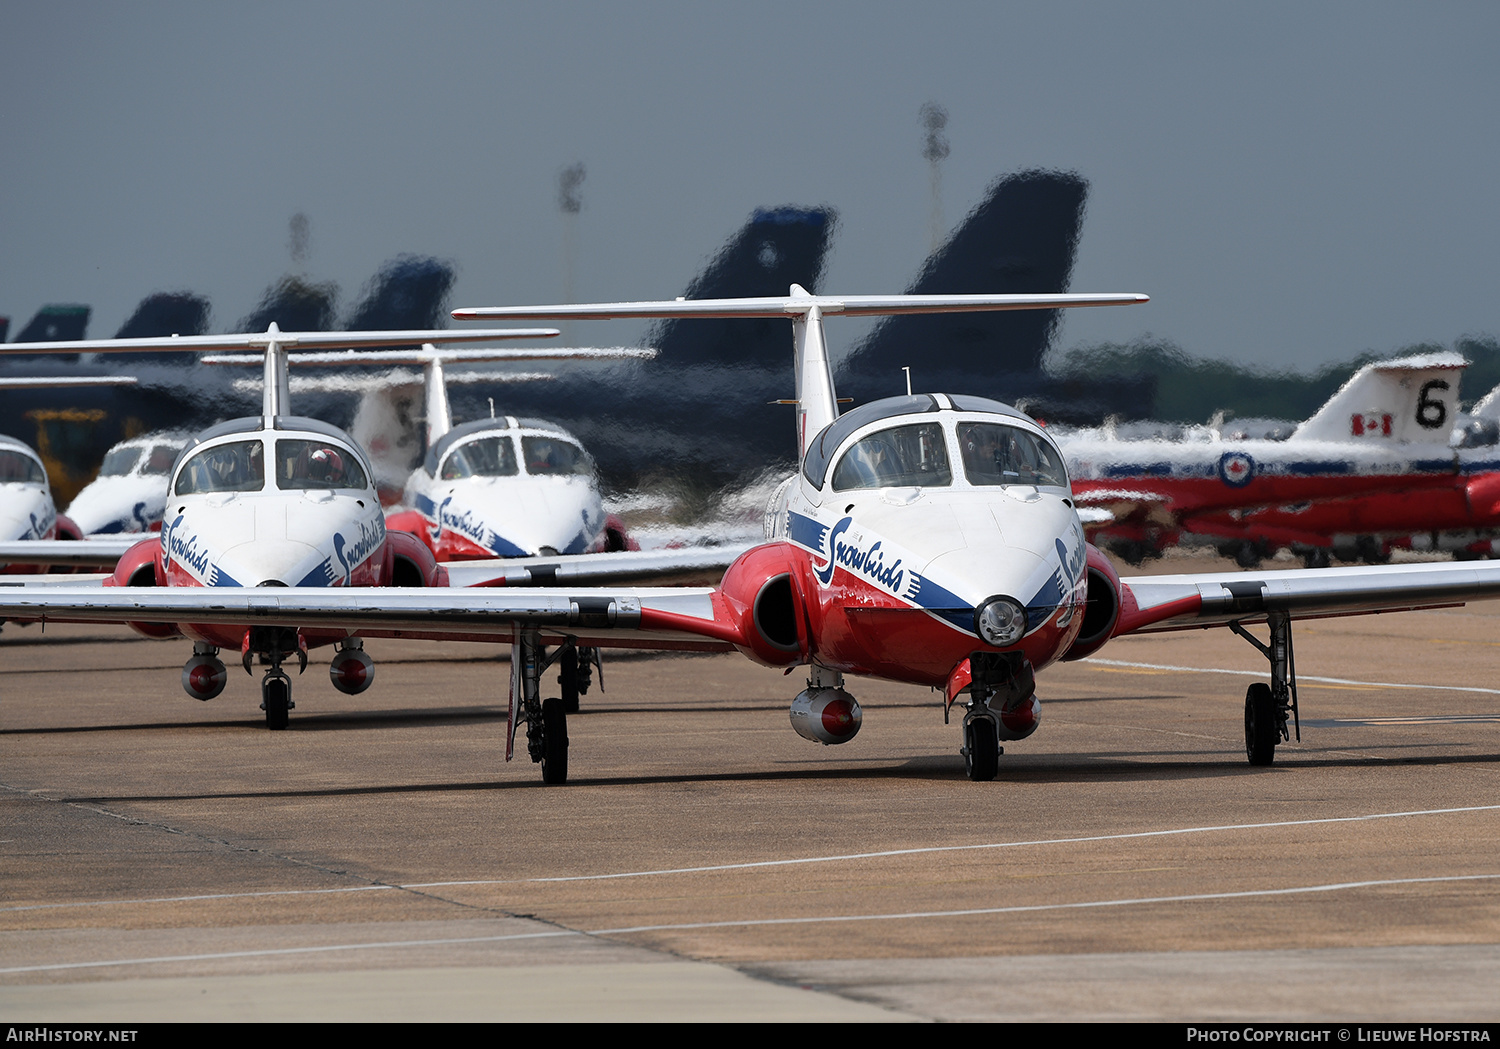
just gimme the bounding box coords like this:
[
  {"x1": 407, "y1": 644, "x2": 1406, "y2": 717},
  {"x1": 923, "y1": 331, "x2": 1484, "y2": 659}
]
[
  {"x1": 403, "y1": 417, "x2": 607, "y2": 559},
  {"x1": 0, "y1": 437, "x2": 57, "y2": 543},
  {"x1": 161, "y1": 422, "x2": 387, "y2": 589},
  {"x1": 762, "y1": 394, "x2": 1089, "y2": 686},
  {"x1": 65, "y1": 433, "x2": 189, "y2": 535}
]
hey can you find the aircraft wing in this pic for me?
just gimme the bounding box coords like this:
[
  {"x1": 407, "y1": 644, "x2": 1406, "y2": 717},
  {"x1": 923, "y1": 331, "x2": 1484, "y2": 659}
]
[
  {"x1": 1115, "y1": 559, "x2": 1500, "y2": 636},
  {"x1": 442, "y1": 543, "x2": 757, "y2": 588},
  {"x1": 0, "y1": 584, "x2": 740, "y2": 652},
  {"x1": 0, "y1": 538, "x2": 142, "y2": 568}
]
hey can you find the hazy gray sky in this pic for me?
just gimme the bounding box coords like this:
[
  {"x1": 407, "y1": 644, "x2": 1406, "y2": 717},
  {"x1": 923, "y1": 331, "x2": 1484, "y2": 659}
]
[{"x1": 3, "y1": 1, "x2": 1497, "y2": 372}]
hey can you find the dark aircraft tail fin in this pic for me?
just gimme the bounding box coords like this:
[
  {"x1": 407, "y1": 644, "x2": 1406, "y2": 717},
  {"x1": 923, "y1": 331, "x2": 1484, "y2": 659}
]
[
  {"x1": 15, "y1": 304, "x2": 90, "y2": 343},
  {"x1": 645, "y1": 206, "x2": 836, "y2": 365},
  {"x1": 113, "y1": 292, "x2": 212, "y2": 362},
  {"x1": 115, "y1": 292, "x2": 211, "y2": 339},
  {"x1": 0, "y1": 317, "x2": 8, "y2": 342},
  {"x1": 837, "y1": 171, "x2": 1086, "y2": 401},
  {"x1": 9, "y1": 304, "x2": 91, "y2": 363},
  {"x1": 345, "y1": 256, "x2": 456, "y2": 331},
  {"x1": 237, "y1": 276, "x2": 339, "y2": 333}
]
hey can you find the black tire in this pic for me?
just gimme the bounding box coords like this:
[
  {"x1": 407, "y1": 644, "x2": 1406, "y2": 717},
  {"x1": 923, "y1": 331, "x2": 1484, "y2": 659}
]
[
  {"x1": 965, "y1": 719, "x2": 999, "y2": 782},
  {"x1": 559, "y1": 648, "x2": 580, "y2": 714},
  {"x1": 1303, "y1": 547, "x2": 1331, "y2": 570},
  {"x1": 263, "y1": 677, "x2": 291, "y2": 731},
  {"x1": 1244, "y1": 682, "x2": 1276, "y2": 766},
  {"x1": 541, "y1": 696, "x2": 568, "y2": 784},
  {"x1": 1234, "y1": 542, "x2": 1263, "y2": 569}
]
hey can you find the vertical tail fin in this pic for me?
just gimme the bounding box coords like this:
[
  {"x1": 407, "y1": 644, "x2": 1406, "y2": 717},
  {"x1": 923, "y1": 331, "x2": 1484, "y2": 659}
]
[
  {"x1": 790, "y1": 287, "x2": 838, "y2": 459},
  {"x1": 838, "y1": 171, "x2": 1086, "y2": 403},
  {"x1": 1291, "y1": 354, "x2": 1466, "y2": 444}
]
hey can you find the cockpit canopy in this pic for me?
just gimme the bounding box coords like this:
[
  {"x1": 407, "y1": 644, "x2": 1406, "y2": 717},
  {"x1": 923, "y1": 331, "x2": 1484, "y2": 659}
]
[
  {"x1": 0, "y1": 447, "x2": 46, "y2": 485},
  {"x1": 427, "y1": 418, "x2": 595, "y2": 481},
  {"x1": 99, "y1": 439, "x2": 186, "y2": 478},
  {"x1": 173, "y1": 427, "x2": 371, "y2": 496},
  {"x1": 805, "y1": 394, "x2": 1069, "y2": 493}
]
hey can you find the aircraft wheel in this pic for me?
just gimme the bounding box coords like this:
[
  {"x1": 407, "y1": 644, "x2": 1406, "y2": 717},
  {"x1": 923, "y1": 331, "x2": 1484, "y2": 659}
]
[
  {"x1": 263, "y1": 676, "x2": 291, "y2": 731},
  {"x1": 559, "y1": 648, "x2": 580, "y2": 713},
  {"x1": 541, "y1": 697, "x2": 568, "y2": 784},
  {"x1": 1244, "y1": 682, "x2": 1276, "y2": 766},
  {"x1": 1234, "y1": 542, "x2": 1263, "y2": 569},
  {"x1": 1303, "y1": 547, "x2": 1331, "y2": 570},
  {"x1": 964, "y1": 719, "x2": 999, "y2": 782}
]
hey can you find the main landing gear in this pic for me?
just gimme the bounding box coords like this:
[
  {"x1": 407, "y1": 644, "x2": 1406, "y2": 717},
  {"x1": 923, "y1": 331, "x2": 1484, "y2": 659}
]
[
  {"x1": 1229, "y1": 611, "x2": 1300, "y2": 766},
  {"x1": 513, "y1": 631, "x2": 596, "y2": 783}
]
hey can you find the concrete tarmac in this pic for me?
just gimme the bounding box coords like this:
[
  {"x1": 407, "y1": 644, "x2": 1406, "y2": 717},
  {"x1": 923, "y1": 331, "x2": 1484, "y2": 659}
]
[{"x1": 3, "y1": 554, "x2": 1499, "y2": 1021}]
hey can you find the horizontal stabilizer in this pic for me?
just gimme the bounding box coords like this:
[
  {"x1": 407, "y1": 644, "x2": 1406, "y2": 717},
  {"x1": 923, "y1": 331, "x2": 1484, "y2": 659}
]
[
  {"x1": 0, "y1": 376, "x2": 138, "y2": 388},
  {"x1": 231, "y1": 371, "x2": 558, "y2": 396},
  {"x1": 0, "y1": 327, "x2": 561, "y2": 356},
  {"x1": 454, "y1": 290, "x2": 1148, "y2": 322},
  {"x1": 200, "y1": 346, "x2": 656, "y2": 367}
]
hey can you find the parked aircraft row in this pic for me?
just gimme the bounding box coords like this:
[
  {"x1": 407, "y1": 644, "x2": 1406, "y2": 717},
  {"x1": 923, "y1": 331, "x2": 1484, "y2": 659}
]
[
  {"x1": 7, "y1": 288, "x2": 1500, "y2": 789},
  {"x1": 2, "y1": 172, "x2": 1153, "y2": 505}
]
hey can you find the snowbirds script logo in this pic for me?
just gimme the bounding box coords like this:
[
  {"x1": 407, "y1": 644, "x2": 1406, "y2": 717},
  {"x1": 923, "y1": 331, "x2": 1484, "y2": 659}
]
[{"x1": 812, "y1": 516, "x2": 907, "y2": 593}]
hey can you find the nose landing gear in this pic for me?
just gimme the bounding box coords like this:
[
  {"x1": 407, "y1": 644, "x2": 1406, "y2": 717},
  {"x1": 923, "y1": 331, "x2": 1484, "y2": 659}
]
[
  {"x1": 958, "y1": 652, "x2": 1037, "y2": 782},
  {"x1": 244, "y1": 626, "x2": 305, "y2": 730},
  {"x1": 261, "y1": 670, "x2": 292, "y2": 730}
]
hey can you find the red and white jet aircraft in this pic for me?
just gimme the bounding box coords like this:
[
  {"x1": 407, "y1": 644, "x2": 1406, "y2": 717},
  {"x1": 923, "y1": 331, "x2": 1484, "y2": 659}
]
[
  {"x1": 1062, "y1": 354, "x2": 1470, "y2": 566},
  {"x1": 8, "y1": 289, "x2": 1500, "y2": 786}
]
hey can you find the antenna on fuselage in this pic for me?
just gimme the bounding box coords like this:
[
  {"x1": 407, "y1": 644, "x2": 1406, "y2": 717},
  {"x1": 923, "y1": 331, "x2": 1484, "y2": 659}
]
[{"x1": 902, "y1": 366, "x2": 913, "y2": 396}]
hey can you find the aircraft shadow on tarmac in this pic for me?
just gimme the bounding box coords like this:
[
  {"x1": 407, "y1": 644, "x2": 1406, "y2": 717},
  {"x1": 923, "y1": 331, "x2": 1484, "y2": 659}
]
[
  {"x1": 42, "y1": 747, "x2": 1500, "y2": 807},
  {"x1": 0, "y1": 706, "x2": 507, "y2": 735}
]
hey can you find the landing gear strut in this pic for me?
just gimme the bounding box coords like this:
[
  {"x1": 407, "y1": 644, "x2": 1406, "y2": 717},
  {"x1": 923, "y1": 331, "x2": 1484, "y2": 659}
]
[
  {"x1": 958, "y1": 652, "x2": 1036, "y2": 782},
  {"x1": 245, "y1": 626, "x2": 304, "y2": 731},
  {"x1": 558, "y1": 645, "x2": 600, "y2": 714},
  {"x1": 511, "y1": 628, "x2": 575, "y2": 783},
  {"x1": 1229, "y1": 611, "x2": 1300, "y2": 765}
]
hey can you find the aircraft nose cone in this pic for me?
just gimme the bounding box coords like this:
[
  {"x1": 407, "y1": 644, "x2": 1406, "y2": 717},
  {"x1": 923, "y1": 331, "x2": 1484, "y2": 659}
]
[
  {"x1": 0, "y1": 490, "x2": 51, "y2": 540},
  {"x1": 218, "y1": 539, "x2": 323, "y2": 588}
]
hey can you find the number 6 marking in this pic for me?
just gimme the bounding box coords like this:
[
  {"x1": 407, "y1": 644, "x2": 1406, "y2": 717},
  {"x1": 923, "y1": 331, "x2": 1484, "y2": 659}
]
[{"x1": 1417, "y1": 379, "x2": 1449, "y2": 429}]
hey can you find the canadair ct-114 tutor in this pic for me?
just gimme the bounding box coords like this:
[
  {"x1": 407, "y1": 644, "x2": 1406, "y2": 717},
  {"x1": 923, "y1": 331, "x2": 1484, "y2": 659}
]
[
  {"x1": 1063, "y1": 354, "x2": 1470, "y2": 567},
  {"x1": 9, "y1": 289, "x2": 1500, "y2": 785}
]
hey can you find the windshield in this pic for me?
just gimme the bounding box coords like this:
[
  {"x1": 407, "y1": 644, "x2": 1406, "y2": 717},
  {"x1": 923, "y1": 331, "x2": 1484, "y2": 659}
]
[
  {"x1": 175, "y1": 441, "x2": 265, "y2": 495},
  {"x1": 831, "y1": 422, "x2": 952, "y2": 491},
  {"x1": 143, "y1": 444, "x2": 179, "y2": 475},
  {"x1": 958, "y1": 422, "x2": 1068, "y2": 488},
  {"x1": 522, "y1": 436, "x2": 592, "y2": 477},
  {"x1": 274, "y1": 439, "x2": 368, "y2": 491},
  {"x1": 0, "y1": 450, "x2": 45, "y2": 484},
  {"x1": 99, "y1": 447, "x2": 143, "y2": 477},
  {"x1": 441, "y1": 436, "x2": 518, "y2": 479}
]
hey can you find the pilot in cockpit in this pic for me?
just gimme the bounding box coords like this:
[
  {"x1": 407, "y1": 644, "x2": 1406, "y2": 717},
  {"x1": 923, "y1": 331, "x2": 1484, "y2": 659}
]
[{"x1": 207, "y1": 442, "x2": 264, "y2": 491}]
